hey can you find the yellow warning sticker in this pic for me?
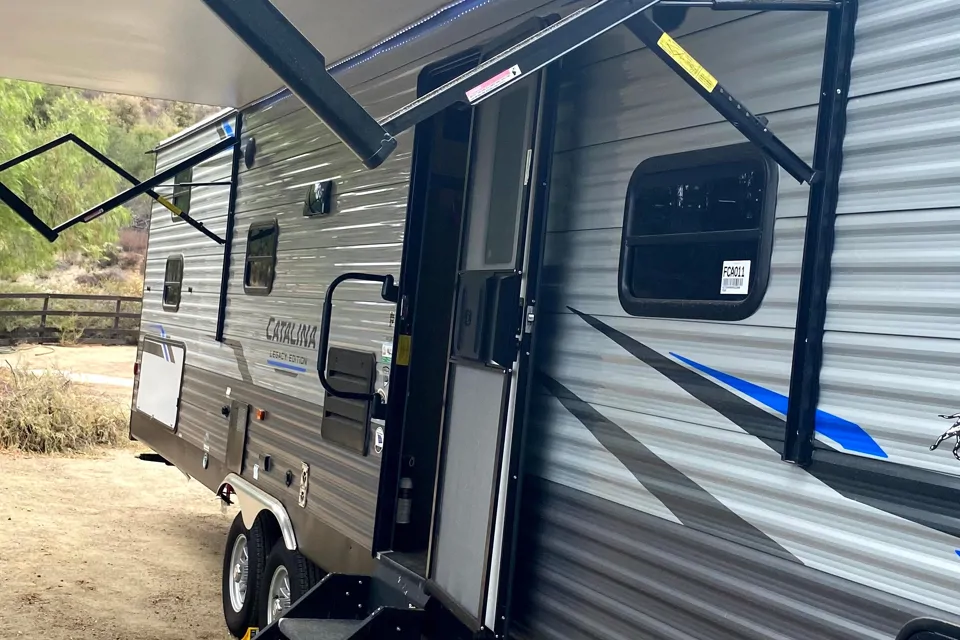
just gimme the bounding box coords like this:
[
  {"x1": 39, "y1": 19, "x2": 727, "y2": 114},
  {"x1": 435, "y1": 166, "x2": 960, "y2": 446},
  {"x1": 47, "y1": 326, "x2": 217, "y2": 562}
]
[
  {"x1": 157, "y1": 195, "x2": 182, "y2": 216},
  {"x1": 657, "y1": 32, "x2": 718, "y2": 93},
  {"x1": 396, "y1": 334, "x2": 412, "y2": 367}
]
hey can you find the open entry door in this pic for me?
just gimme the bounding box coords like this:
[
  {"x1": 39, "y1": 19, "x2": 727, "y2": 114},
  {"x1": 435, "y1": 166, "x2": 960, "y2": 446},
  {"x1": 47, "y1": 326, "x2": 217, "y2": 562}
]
[{"x1": 426, "y1": 65, "x2": 556, "y2": 631}]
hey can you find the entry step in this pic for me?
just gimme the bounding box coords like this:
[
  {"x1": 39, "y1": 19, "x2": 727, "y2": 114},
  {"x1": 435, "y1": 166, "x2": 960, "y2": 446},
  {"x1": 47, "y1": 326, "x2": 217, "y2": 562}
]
[{"x1": 278, "y1": 618, "x2": 363, "y2": 640}]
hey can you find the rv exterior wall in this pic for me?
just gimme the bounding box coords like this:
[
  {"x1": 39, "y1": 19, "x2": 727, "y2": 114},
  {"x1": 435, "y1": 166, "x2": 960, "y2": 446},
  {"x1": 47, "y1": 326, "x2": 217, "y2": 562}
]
[
  {"x1": 129, "y1": 0, "x2": 960, "y2": 637},
  {"x1": 523, "y1": 1, "x2": 960, "y2": 639}
]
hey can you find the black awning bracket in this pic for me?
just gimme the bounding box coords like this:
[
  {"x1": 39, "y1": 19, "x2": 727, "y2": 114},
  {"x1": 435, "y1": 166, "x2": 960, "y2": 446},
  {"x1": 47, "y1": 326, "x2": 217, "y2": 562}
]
[
  {"x1": 200, "y1": 0, "x2": 833, "y2": 186},
  {"x1": 624, "y1": 12, "x2": 821, "y2": 184},
  {"x1": 380, "y1": 0, "x2": 663, "y2": 135},
  {"x1": 0, "y1": 133, "x2": 235, "y2": 245}
]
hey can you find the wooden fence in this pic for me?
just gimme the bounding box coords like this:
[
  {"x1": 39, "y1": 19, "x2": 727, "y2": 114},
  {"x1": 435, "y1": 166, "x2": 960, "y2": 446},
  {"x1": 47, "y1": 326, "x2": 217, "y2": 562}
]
[{"x1": 0, "y1": 292, "x2": 142, "y2": 345}]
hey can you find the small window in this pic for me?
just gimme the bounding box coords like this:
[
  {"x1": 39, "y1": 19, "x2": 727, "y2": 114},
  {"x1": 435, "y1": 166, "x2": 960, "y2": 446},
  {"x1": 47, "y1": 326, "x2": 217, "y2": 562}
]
[
  {"x1": 618, "y1": 144, "x2": 777, "y2": 321},
  {"x1": 162, "y1": 255, "x2": 184, "y2": 312},
  {"x1": 170, "y1": 168, "x2": 192, "y2": 221},
  {"x1": 244, "y1": 220, "x2": 279, "y2": 295}
]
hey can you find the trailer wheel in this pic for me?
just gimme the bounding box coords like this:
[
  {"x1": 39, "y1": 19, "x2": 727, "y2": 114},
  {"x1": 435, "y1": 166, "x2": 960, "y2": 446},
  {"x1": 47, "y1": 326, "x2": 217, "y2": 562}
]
[
  {"x1": 258, "y1": 540, "x2": 325, "y2": 627},
  {"x1": 222, "y1": 513, "x2": 266, "y2": 638}
]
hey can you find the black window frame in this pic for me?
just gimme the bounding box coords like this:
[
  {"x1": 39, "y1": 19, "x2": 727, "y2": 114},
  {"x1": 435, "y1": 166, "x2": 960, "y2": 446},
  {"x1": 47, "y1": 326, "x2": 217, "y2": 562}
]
[
  {"x1": 170, "y1": 167, "x2": 193, "y2": 221},
  {"x1": 162, "y1": 255, "x2": 184, "y2": 312},
  {"x1": 243, "y1": 220, "x2": 279, "y2": 296},
  {"x1": 618, "y1": 143, "x2": 778, "y2": 321}
]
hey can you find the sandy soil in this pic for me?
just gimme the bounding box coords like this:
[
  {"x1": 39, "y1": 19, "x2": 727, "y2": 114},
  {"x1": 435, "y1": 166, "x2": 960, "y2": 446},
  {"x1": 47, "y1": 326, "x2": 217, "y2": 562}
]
[
  {"x1": 0, "y1": 449, "x2": 235, "y2": 640},
  {"x1": 0, "y1": 344, "x2": 137, "y2": 378}
]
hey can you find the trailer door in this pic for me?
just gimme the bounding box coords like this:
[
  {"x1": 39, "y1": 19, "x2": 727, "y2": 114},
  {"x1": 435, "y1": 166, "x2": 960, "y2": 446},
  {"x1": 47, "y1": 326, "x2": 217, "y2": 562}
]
[{"x1": 428, "y1": 68, "x2": 553, "y2": 631}]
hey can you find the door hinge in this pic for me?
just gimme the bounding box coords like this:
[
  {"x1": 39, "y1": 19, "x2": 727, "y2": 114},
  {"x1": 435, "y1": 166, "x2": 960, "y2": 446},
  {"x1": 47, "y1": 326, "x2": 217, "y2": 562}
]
[{"x1": 524, "y1": 303, "x2": 536, "y2": 334}]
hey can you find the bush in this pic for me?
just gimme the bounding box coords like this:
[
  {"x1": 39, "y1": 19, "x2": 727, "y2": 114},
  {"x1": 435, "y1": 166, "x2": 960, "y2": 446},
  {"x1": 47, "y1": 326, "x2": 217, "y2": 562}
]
[{"x1": 0, "y1": 364, "x2": 128, "y2": 453}]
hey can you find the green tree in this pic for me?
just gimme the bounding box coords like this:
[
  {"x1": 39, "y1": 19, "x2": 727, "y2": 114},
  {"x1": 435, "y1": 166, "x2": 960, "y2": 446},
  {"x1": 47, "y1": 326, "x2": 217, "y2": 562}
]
[{"x1": 0, "y1": 80, "x2": 130, "y2": 278}]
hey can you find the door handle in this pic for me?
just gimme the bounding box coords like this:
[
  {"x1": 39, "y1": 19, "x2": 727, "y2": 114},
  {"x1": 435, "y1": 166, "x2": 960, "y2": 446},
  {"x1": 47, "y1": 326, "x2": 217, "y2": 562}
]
[{"x1": 317, "y1": 272, "x2": 398, "y2": 417}]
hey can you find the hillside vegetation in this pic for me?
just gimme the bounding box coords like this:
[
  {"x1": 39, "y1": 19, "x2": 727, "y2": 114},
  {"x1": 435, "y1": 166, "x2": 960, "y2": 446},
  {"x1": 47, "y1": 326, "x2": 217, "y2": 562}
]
[{"x1": 0, "y1": 79, "x2": 218, "y2": 280}]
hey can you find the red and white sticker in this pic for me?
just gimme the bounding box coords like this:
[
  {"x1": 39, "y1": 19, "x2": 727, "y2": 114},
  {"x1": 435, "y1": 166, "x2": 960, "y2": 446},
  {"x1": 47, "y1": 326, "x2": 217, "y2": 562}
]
[{"x1": 466, "y1": 65, "x2": 522, "y2": 103}]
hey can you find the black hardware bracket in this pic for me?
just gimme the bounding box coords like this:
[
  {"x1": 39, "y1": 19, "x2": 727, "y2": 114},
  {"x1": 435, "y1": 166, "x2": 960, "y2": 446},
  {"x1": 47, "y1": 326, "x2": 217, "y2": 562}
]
[
  {"x1": 317, "y1": 272, "x2": 399, "y2": 420},
  {"x1": 0, "y1": 133, "x2": 233, "y2": 244}
]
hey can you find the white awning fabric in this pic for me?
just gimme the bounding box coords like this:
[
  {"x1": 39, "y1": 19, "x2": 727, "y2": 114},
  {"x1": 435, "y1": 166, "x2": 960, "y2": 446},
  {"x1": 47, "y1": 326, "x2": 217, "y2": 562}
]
[{"x1": 0, "y1": 0, "x2": 456, "y2": 107}]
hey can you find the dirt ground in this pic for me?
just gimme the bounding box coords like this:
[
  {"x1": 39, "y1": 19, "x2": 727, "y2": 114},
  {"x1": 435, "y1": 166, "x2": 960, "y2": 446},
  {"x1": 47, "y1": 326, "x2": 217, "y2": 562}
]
[
  {"x1": 0, "y1": 450, "x2": 236, "y2": 640},
  {"x1": 0, "y1": 344, "x2": 137, "y2": 377},
  {"x1": 0, "y1": 345, "x2": 235, "y2": 639}
]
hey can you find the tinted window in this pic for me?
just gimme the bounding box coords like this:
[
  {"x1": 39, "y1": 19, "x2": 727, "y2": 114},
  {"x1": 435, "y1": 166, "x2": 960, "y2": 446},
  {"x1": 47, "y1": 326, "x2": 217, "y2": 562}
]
[
  {"x1": 244, "y1": 221, "x2": 278, "y2": 295},
  {"x1": 162, "y1": 255, "x2": 183, "y2": 311},
  {"x1": 171, "y1": 168, "x2": 192, "y2": 221},
  {"x1": 619, "y1": 144, "x2": 777, "y2": 321}
]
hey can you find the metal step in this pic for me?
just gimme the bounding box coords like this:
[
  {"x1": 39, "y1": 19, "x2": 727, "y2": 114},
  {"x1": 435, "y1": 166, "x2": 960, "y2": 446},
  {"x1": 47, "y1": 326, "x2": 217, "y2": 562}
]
[{"x1": 278, "y1": 618, "x2": 364, "y2": 640}]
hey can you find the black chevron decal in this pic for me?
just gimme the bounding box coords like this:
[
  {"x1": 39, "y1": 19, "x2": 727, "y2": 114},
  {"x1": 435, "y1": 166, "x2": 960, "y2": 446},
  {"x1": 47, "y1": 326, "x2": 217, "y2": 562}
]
[
  {"x1": 568, "y1": 307, "x2": 960, "y2": 540},
  {"x1": 539, "y1": 373, "x2": 799, "y2": 562}
]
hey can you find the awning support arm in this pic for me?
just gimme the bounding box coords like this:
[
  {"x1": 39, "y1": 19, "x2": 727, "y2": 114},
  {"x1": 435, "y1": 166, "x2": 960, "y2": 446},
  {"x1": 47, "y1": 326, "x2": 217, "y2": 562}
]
[
  {"x1": 199, "y1": 0, "x2": 397, "y2": 170},
  {"x1": 0, "y1": 135, "x2": 235, "y2": 243},
  {"x1": 379, "y1": 0, "x2": 663, "y2": 135},
  {"x1": 623, "y1": 13, "x2": 820, "y2": 184},
  {"x1": 198, "y1": 0, "x2": 822, "y2": 184}
]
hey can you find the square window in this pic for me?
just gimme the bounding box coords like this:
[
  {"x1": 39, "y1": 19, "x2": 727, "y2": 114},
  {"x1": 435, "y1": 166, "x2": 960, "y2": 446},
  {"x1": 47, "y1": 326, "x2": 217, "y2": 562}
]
[
  {"x1": 618, "y1": 144, "x2": 778, "y2": 321},
  {"x1": 162, "y1": 255, "x2": 184, "y2": 312},
  {"x1": 244, "y1": 220, "x2": 279, "y2": 295}
]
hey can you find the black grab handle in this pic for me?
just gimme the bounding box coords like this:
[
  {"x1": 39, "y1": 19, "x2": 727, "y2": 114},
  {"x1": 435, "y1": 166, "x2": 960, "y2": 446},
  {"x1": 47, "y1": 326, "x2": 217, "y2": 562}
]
[{"x1": 317, "y1": 272, "x2": 399, "y2": 401}]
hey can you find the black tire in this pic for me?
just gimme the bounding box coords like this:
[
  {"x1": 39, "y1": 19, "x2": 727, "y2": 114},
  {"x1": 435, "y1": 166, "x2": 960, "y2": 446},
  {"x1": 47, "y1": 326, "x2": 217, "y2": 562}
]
[
  {"x1": 222, "y1": 513, "x2": 267, "y2": 638},
  {"x1": 257, "y1": 539, "x2": 325, "y2": 628}
]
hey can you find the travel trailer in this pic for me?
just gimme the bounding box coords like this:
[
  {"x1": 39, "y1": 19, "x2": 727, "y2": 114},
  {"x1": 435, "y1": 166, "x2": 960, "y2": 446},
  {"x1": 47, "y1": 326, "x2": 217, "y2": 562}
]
[{"x1": 4, "y1": 0, "x2": 960, "y2": 639}]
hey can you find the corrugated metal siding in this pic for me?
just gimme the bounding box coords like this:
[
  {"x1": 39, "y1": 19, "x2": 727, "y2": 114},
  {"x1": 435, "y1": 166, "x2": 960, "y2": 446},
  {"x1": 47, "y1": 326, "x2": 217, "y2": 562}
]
[
  {"x1": 518, "y1": 2, "x2": 960, "y2": 639},
  {"x1": 514, "y1": 478, "x2": 944, "y2": 640},
  {"x1": 823, "y1": 0, "x2": 960, "y2": 472},
  {"x1": 135, "y1": 114, "x2": 236, "y2": 464},
  {"x1": 217, "y1": 0, "x2": 593, "y2": 552}
]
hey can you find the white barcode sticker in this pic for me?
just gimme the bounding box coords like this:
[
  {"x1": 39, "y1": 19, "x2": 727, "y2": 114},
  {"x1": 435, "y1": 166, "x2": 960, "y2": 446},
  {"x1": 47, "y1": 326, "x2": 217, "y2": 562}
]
[{"x1": 720, "y1": 260, "x2": 751, "y2": 295}]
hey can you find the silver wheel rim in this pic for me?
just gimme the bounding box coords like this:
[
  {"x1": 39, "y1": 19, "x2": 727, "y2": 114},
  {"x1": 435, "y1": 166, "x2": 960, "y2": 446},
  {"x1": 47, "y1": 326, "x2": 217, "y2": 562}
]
[
  {"x1": 228, "y1": 533, "x2": 250, "y2": 613},
  {"x1": 266, "y1": 565, "x2": 291, "y2": 624}
]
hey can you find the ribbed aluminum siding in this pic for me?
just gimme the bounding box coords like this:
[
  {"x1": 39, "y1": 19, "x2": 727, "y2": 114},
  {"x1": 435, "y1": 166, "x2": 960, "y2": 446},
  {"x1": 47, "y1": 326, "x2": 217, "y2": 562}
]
[
  {"x1": 137, "y1": 114, "x2": 236, "y2": 462},
  {"x1": 518, "y1": 4, "x2": 960, "y2": 640},
  {"x1": 822, "y1": 0, "x2": 960, "y2": 475},
  {"x1": 219, "y1": 0, "x2": 587, "y2": 551}
]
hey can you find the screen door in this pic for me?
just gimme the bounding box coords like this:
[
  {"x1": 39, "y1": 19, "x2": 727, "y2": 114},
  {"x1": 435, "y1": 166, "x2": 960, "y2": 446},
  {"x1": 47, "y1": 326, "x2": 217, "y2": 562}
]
[{"x1": 429, "y1": 71, "x2": 544, "y2": 628}]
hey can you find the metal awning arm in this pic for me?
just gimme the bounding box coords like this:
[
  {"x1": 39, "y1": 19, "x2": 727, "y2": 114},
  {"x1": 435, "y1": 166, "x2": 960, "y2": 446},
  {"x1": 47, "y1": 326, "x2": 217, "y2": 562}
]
[
  {"x1": 624, "y1": 12, "x2": 820, "y2": 184},
  {"x1": 200, "y1": 0, "x2": 828, "y2": 184},
  {"x1": 0, "y1": 135, "x2": 235, "y2": 244},
  {"x1": 380, "y1": 0, "x2": 662, "y2": 135}
]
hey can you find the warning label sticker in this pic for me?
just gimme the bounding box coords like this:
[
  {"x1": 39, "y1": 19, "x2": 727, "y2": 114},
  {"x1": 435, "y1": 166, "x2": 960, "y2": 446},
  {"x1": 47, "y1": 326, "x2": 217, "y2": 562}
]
[
  {"x1": 720, "y1": 260, "x2": 751, "y2": 295},
  {"x1": 466, "y1": 65, "x2": 522, "y2": 103},
  {"x1": 657, "y1": 33, "x2": 718, "y2": 93}
]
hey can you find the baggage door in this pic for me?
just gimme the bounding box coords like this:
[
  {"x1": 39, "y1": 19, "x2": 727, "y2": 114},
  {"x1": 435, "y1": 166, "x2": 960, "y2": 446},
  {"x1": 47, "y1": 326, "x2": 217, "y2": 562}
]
[{"x1": 428, "y1": 68, "x2": 553, "y2": 631}]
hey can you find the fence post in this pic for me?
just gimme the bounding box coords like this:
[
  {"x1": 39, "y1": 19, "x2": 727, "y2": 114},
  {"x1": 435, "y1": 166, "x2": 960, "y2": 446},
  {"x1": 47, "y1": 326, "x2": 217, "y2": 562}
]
[
  {"x1": 114, "y1": 298, "x2": 122, "y2": 329},
  {"x1": 40, "y1": 295, "x2": 50, "y2": 339}
]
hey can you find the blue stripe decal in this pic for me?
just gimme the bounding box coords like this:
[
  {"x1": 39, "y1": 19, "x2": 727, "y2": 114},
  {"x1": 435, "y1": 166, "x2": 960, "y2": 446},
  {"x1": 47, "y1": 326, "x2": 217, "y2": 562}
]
[
  {"x1": 150, "y1": 323, "x2": 172, "y2": 363},
  {"x1": 671, "y1": 353, "x2": 887, "y2": 458},
  {"x1": 267, "y1": 359, "x2": 307, "y2": 374}
]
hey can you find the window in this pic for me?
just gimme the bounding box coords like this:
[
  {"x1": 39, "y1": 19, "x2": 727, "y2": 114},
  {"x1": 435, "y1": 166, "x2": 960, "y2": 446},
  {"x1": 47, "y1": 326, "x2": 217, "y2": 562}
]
[
  {"x1": 244, "y1": 220, "x2": 279, "y2": 295},
  {"x1": 162, "y1": 255, "x2": 184, "y2": 311},
  {"x1": 170, "y1": 168, "x2": 192, "y2": 221},
  {"x1": 618, "y1": 144, "x2": 777, "y2": 321}
]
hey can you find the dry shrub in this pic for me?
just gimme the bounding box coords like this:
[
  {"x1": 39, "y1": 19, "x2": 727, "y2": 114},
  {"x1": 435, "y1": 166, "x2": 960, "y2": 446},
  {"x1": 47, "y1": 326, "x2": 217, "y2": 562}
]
[
  {"x1": 0, "y1": 364, "x2": 127, "y2": 454},
  {"x1": 118, "y1": 228, "x2": 148, "y2": 254}
]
